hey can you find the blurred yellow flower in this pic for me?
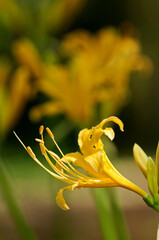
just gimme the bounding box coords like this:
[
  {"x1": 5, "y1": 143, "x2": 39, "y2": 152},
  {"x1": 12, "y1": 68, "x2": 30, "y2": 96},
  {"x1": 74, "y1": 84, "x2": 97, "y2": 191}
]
[
  {"x1": 15, "y1": 116, "x2": 148, "y2": 210},
  {"x1": 13, "y1": 38, "x2": 43, "y2": 79},
  {"x1": 30, "y1": 27, "x2": 152, "y2": 124},
  {"x1": 0, "y1": 59, "x2": 31, "y2": 138}
]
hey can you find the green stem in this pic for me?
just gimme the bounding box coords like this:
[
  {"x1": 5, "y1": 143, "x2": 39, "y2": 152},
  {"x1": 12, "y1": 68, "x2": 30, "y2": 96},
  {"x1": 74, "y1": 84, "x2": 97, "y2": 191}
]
[
  {"x1": 93, "y1": 188, "x2": 130, "y2": 240},
  {"x1": 93, "y1": 188, "x2": 119, "y2": 240},
  {"x1": 108, "y1": 188, "x2": 130, "y2": 240},
  {"x1": 143, "y1": 194, "x2": 159, "y2": 212},
  {"x1": 0, "y1": 159, "x2": 37, "y2": 240}
]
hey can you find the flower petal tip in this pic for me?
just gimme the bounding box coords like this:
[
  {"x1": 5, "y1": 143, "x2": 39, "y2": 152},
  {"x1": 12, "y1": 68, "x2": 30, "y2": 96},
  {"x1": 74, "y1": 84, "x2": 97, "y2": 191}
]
[{"x1": 56, "y1": 188, "x2": 70, "y2": 211}]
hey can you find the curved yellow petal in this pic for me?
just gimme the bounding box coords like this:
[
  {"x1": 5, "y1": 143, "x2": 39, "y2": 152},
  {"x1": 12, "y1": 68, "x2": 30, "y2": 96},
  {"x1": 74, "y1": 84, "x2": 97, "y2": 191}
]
[
  {"x1": 64, "y1": 152, "x2": 109, "y2": 178},
  {"x1": 78, "y1": 128, "x2": 104, "y2": 156},
  {"x1": 97, "y1": 116, "x2": 124, "y2": 132},
  {"x1": 103, "y1": 127, "x2": 115, "y2": 141},
  {"x1": 63, "y1": 152, "x2": 84, "y2": 164},
  {"x1": 84, "y1": 151, "x2": 105, "y2": 172},
  {"x1": 78, "y1": 116, "x2": 123, "y2": 156},
  {"x1": 56, "y1": 183, "x2": 78, "y2": 210}
]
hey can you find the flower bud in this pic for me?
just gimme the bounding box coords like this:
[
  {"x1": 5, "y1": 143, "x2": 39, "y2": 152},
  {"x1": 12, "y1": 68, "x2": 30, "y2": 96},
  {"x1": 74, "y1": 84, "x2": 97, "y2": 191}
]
[
  {"x1": 147, "y1": 157, "x2": 158, "y2": 199},
  {"x1": 156, "y1": 142, "x2": 159, "y2": 187},
  {"x1": 133, "y1": 143, "x2": 148, "y2": 178}
]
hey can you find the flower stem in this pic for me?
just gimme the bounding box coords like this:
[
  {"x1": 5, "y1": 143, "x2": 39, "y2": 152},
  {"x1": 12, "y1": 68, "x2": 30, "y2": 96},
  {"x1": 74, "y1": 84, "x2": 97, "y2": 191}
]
[
  {"x1": 0, "y1": 159, "x2": 37, "y2": 240},
  {"x1": 93, "y1": 188, "x2": 130, "y2": 240},
  {"x1": 93, "y1": 188, "x2": 119, "y2": 240},
  {"x1": 107, "y1": 188, "x2": 130, "y2": 240}
]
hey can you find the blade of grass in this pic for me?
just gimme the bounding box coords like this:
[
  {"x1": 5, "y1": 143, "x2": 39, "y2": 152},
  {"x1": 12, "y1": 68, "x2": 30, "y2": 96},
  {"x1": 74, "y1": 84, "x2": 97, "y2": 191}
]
[
  {"x1": 108, "y1": 188, "x2": 130, "y2": 240},
  {"x1": 93, "y1": 188, "x2": 130, "y2": 240},
  {"x1": 0, "y1": 159, "x2": 37, "y2": 240},
  {"x1": 93, "y1": 188, "x2": 119, "y2": 240}
]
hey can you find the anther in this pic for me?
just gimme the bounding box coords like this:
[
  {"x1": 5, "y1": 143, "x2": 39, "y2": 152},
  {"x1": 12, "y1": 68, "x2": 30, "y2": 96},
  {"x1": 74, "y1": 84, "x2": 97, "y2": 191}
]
[
  {"x1": 39, "y1": 143, "x2": 45, "y2": 155},
  {"x1": 48, "y1": 150, "x2": 60, "y2": 160},
  {"x1": 27, "y1": 146, "x2": 36, "y2": 159},
  {"x1": 35, "y1": 138, "x2": 44, "y2": 144},
  {"x1": 39, "y1": 125, "x2": 44, "y2": 135},
  {"x1": 46, "y1": 127, "x2": 54, "y2": 139}
]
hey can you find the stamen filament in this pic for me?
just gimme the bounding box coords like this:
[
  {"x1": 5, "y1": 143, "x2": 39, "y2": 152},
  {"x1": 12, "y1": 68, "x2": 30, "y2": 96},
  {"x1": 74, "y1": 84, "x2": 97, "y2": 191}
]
[
  {"x1": 13, "y1": 131, "x2": 27, "y2": 150},
  {"x1": 43, "y1": 147, "x2": 80, "y2": 181},
  {"x1": 44, "y1": 128, "x2": 91, "y2": 180},
  {"x1": 33, "y1": 155, "x2": 75, "y2": 184},
  {"x1": 44, "y1": 146, "x2": 87, "y2": 181},
  {"x1": 46, "y1": 127, "x2": 65, "y2": 157}
]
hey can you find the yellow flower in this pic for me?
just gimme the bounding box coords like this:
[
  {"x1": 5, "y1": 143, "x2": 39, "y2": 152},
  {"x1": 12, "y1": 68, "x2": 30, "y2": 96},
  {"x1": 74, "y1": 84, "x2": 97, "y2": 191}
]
[
  {"x1": 30, "y1": 27, "x2": 152, "y2": 124},
  {"x1": 0, "y1": 59, "x2": 32, "y2": 138},
  {"x1": 15, "y1": 116, "x2": 148, "y2": 210},
  {"x1": 13, "y1": 39, "x2": 43, "y2": 79}
]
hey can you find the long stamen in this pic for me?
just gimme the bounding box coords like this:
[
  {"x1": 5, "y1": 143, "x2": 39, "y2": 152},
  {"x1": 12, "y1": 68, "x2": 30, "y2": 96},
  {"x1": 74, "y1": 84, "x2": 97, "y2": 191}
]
[
  {"x1": 44, "y1": 145, "x2": 78, "y2": 183},
  {"x1": 33, "y1": 154, "x2": 74, "y2": 184},
  {"x1": 46, "y1": 127, "x2": 90, "y2": 180},
  {"x1": 39, "y1": 125, "x2": 44, "y2": 142},
  {"x1": 40, "y1": 143, "x2": 79, "y2": 181},
  {"x1": 39, "y1": 125, "x2": 44, "y2": 135},
  {"x1": 48, "y1": 151, "x2": 89, "y2": 180},
  {"x1": 14, "y1": 131, "x2": 75, "y2": 184},
  {"x1": 38, "y1": 127, "x2": 84, "y2": 180},
  {"x1": 43, "y1": 145, "x2": 88, "y2": 181},
  {"x1": 46, "y1": 127, "x2": 64, "y2": 157},
  {"x1": 13, "y1": 131, "x2": 27, "y2": 150}
]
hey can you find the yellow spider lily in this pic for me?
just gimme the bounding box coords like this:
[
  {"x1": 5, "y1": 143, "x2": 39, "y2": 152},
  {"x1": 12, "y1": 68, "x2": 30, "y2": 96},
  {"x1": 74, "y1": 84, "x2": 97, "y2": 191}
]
[
  {"x1": 14, "y1": 116, "x2": 148, "y2": 210},
  {"x1": 30, "y1": 28, "x2": 152, "y2": 123},
  {"x1": 0, "y1": 60, "x2": 31, "y2": 138}
]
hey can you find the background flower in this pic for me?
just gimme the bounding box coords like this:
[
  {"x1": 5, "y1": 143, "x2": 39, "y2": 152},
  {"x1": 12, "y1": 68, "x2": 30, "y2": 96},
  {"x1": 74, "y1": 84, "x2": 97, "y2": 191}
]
[{"x1": 29, "y1": 27, "x2": 152, "y2": 124}]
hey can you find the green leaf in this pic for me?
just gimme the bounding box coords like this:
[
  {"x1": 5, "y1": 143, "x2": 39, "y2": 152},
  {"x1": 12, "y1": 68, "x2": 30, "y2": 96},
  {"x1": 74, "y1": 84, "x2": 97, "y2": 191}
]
[
  {"x1": 147, "y1": 157, "x2": 158, "y2": 199},
  {"x1": 0, "y1": 160, "x2": 37, "y2": 240}
]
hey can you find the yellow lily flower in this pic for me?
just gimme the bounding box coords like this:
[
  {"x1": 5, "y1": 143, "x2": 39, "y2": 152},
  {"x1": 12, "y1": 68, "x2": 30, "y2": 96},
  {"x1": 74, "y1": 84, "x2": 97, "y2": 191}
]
[
  {"x1": 13, "y1": 39, "x2": 43, "y2": 79},
  {"x1": 30, "y1": 27, "x2": 152, "y2": 123},
  {"x1": 14, "y1": 116, "x2": 147, "y2": 210},
  {"x1": 0, "y1": 59, "x2": 32, "y2": 138}
]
